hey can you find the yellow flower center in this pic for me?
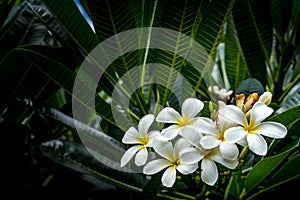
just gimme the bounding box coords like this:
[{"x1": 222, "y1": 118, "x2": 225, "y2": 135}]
[
  {"x1": 140, "y1": 137, "x2": 149, "y2": 145},
  {"x1": 243, "y1": 121, "x2": 257, "y2": 134},
  {"x1": 176, "y1": 116, "x2": 191, "y2": 127}
]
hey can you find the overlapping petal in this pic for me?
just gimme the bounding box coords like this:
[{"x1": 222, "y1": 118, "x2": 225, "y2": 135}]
[
  {"x1": 219, "y1": 142, "x2": 239, "y2": 160},
  {"x1": 156, "y1": 107, "x2": 181, "y2": 123},
  {"x1": 201, "y1": 159, "x2": 218, "y2": 186},
  {"x1": 247, "y1": 133, "x2": 267, "y2": 156},
  {"x1": 224, "y1": 126, "x2": 247, "y2": 143},
  {"x1": 120, "y1": 145, "x2": 142, "y2": 167},
  {"x1": 250, "y1": 102, "x2": 273, "y2": 124},
  {"x1": 143, "y1": 159, "x2": 171, "y2": 174},
  {"x1": 122, "y1": 127, "x2": 141, "y2": 144},
  {"x1": 138, "y1": 114, "x2": 155, "y2": 137},
  {"x1": 218, "y1": 105, "x2": 247, "y2": 126},
  {"x1": 162, "y1": 166, "x2": 177, "y2": 188},
  {"x1": 181, "y1": 98, "x2": 204, "y2": 118},
  {"x1": 256, "y1": 122, "x2": 287, "y2": 138}
]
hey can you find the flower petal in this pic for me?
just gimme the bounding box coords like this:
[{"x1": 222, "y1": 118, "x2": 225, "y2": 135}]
[
  {"x1": 153, "y1": 141, "x2": 174, "y2": 161},
  {"x1": 135, "y1": 147, "x2": 148, "y2": 166},
  {"x1": 122, "y1": 127, "x2": 141, "y2": 144},
  {"x1": 156, "y1": 107, "x2": 182, "y2": 123},
  {"x1": 218, "y1": 105, "x2": 247, "y2": 126},
  {"x1": 224, "y1": 126, "x2": 247, "y2": 143},
  {"x1": 143, "y1": 159, "x2": 171, "y2": 175},
  {"x1": 247, "y1": 133, "x2": 267, "y2": 156},
  {"x1": 195, "y1": 117, "x2": 219, "y2": 135},
  {"x1": 201, "y1": 159, "x2": 218, "y2": 186},
  {"x1": 138, "y1": 114, "x2": 155, "y2": 137},
  {"x1": 180, "y1": 148, "x2": 203, "y2": 164},
  {"x1": 250, "y1": 102, "x2": 273, "y2": 124},
  {"x1": 120, "y1": 145, "x2": 141, "y2": 167},
  {"x1": 181, "y1": 98, "x2": 204, "y2": 118},
  {"x1": 161, "y1": 166, "x2": 177, "y2": 187},
  {"x1": 258, "y1": 91, "x2": 272, "y2": 105},
  {"x1": 256, "y1": 122, "x2": 287, "y2": 139},
  {"x1": 219, "y1": 142, "x2": 239, "y2": 160},
  {"x1": 177, "y1": 163, "x2": 198, "y2": 174},
  {"x1": 161, "y1": 125, "x2": 181, "y2": 141},
  {"x1": 210, "y1": 148, "x2": 238, "y2": 169},
  {"x1": 174, "y1": 137, "x2": 191, "y2": 157},
  {"x1": 200, "y1": 135, "x2": 221, "y2": 149},
  {"x1": 181, "y1": 126, "x2": 202, "y2": 148}
]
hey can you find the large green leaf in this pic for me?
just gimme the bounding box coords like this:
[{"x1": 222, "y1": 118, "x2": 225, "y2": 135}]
[
  {"x1": 244, "y1": 140, "x2": 299, "y2": 194},
  {"x1": 42, "y1": 0, "x2": 98, "y2": 54},
  {"x1": 232, "y1": 0, "x2": 273, "y2": 86},
  {"x1": 269, "y1": 104, "x2": 300, "y2": 128},
  {"x1": 224, "y1": 14, "x2": 249, "y2": 90},
  {"x1": 0, "y1": 46, "x2": 74, "y2": 115},
  {"x1": 40, "y1": 139, "x2": 148, "y2": 192}
]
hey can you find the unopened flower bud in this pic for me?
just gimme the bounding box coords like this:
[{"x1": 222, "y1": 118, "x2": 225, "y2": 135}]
[{"x1": 258, "y1": 91, "x2": 272, "y2": 105}]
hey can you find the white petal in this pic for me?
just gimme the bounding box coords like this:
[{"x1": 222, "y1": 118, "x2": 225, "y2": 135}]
[
  {"x1": 147, "y1": 130, "x2": 161, "y2": 147},
  {"x1": 135, "y1": 147, "x2": 148, "y2": 166},
  {"x1": 181, "y1": 126, "x2": 202, "y2": 148},
  {"x1": 174, "y1": 137, "x2": 191, "y2": 157},
  {"x1": 138, "y1": 114, "x2": 155, "y2": 137},
  {"x1": 122, "y1": 127, "x2": 141, "y2": 144},
  {"x1": 250, "y1": 102, "x2": 273, "y2": 124},
  {"x1": 161, "y1": 125, "x2": 181, "y2": 140},
  {"x1": 256, "y1": 122, "x2": 287, "y2": 139},
  {"x1": 177, "y1": 163, "x2": 198, "y2": 174},
  {"x1": 224, "y1": 126, "x2": 247, "y2": 143},
  {"x1": 181, "y1": 98, "x2": 204, "y2": 118},
  {"x1": 200, "y1": 135, "x2": 221, "y2": 149},
  {"x1": 195, "y1": 117, "x2": 219, "y2": 135},
  {"x1": 143, "y1": 159, "x2": 171, "y2": 175},
  {"x1": 210, "y1": 149, "x2": 238, "y2": 169},
  {"x1": 180, "y1": 148, "x2": 203, "y2": 164},
  {"x1": 219, "y1": 142, "x2": 239, "y2": 160},
  {"x1": 247, "y1": 133, "x2": 267, "y2": 156},
  {"x1": 120, "y1": 145, "x2": 141, "y2": 167},
  {"x1": 237, "y1": 137, "x2": 248, "y2": 147},
  {"x1": 153, "y1": 141, "x2": 174, "y2": 161},
  {"x1": 218, "y1": 105, "x2": 247, "y2": 126},
  {"x1": 258, "y1": 91, "x2": 272, "y2": 105},
  {"x1": 156, "y1": 107, "x2": 182, "y2": 123},
  {"x1": 201, "y1": 159, "x2": 218, "y2": 186},
  {"x1": 161, "y1": 166, "x2": 176, "y2": 187}
]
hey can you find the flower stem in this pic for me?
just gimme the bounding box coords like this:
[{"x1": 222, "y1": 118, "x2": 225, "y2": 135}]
[{"x1": 195, "y1": 184, "x2": 207, "y2": 200}]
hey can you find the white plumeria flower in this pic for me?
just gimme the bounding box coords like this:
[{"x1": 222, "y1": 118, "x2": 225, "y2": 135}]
[
  {"x1": 180, "y1": 126, "x2": 238, "y2": 186},
  {"x1": 197, "y1": 115, "x2": 239, "y2": 160},
  {"x1": 143, "y1": 138, "x2": 198, "y2": 188},
  {"x1": 120, "y1": 114, "x2": 160, "y2": 167},
  {"x1": 208, "y1": 85, "x2": 233, "y2": 102},
  {"x1": 156, "y1": 98, "x2": 204, "y2": 140},
  {"x1": 223, "y1": 102, "x2": 287, "y2": 156}
]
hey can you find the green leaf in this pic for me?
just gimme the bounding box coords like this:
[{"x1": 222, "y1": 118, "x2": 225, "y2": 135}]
[
  {"x1": 235, "y1": 78, "x2": 264, "y2": 97},
  {"x1": 224, "y1": 14, "x2": 249, "y2": 90},
  {"x1": 269, "y1": 0, "x2": 292, "y2": 42},
  {"x1": 40, "y1": 139, "x2": 148, "y2": 192},
  {"x1": 265, "y1": 154, "x2": 300, "y2": 188},
  {"x1": 232, "y1": 0, "x2": 273, "y2": 86},
  {"x1": 276, "y1": 86, "x2": 300, "y2": 113},
  {"x1": 244, "y1": 141, "x2": 299, "y2": 193},
  {"x1": 42, "y1": 0, "x2": 98, "y2": 54},
  {"x1": 0, "y1": 46, "x2": 74, "y2": 111},
  {"x1": 269, "y1": 104, "x2": 300, "y2": 128}
]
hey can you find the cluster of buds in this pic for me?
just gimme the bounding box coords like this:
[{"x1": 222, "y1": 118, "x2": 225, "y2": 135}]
[{"x1": 120, "y1": 90, "x2": 287, "y2": 187}]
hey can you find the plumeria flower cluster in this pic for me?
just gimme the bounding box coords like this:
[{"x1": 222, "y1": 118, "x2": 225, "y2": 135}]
[{"x1": 120, "y1": 91, "x2": 287, "y2": 188}]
